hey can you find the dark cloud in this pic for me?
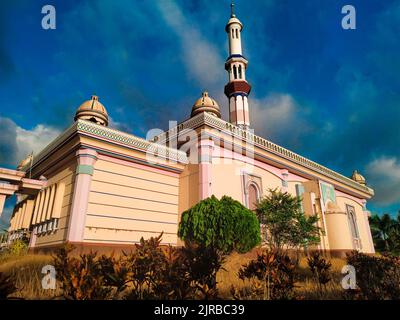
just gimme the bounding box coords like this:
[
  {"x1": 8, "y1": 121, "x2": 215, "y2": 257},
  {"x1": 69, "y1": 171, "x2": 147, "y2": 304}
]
[{"x1": 0, "y1": 117, "x2": 18, "y2": 167}]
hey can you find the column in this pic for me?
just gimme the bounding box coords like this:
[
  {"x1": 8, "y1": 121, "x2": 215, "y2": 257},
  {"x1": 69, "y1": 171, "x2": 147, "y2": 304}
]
[
  {"x1": 0, "y1": 194, "x2": 5, "y2": 218},
  {"x1": 362, "y1": 200, "x2": 375, "y2": 254},
  {"x1": 198, "y1": 140, "x2": 214, "y2": 200},
  {"x1": 67, "y1": 149, "x2": 98, "y2": 243},
  {"x1": 281, "y1": 169, "x2": 289, "y2": 193},
  {"x1": 0, "y1": 183, "x2": 18, "y2": 218},
  {"x1": 29, "y1": 227, "x2": 37, "y2": 249}
]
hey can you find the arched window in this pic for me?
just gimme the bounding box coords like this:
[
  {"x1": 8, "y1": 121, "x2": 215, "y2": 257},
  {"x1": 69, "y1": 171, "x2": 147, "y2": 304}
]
[
  {"x1": 233, "y1": 65, "x2": 238, "y2": 79},
  {"x1": 248, "y1": 184, "x2": 258, "y2": 211},
  {"x1": 238, "y1": 65, "x2": 242, "y2": 79},
  {"x1": 235, "y1": 29, "x2": 239, "y2": 38},
  {"x1": 346, "y1": 205, "x2": 359, "y2": 239}
]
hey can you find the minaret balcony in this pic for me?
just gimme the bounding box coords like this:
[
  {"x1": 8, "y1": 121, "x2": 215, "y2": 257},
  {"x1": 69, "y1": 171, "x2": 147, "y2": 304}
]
[{"x1": 224, "y1": 81, "x2": 252, "y2": 97}]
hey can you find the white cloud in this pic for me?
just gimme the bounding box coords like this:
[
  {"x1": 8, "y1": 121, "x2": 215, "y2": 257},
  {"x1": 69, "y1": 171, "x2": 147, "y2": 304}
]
[
  {"x1": 251, "y1": 93, "x2": 296, "y2": 132},
  {"x1": 0, "y1": 116, "x2": 60, "y2": 166},
  {"x1": 250, "y1": 93, "x2": 313, "y2": 145},
  {"x1": 365, "y1": 156, "x2": 400, "y2": 205},
  {"x1": 157, "y1": 1, "x2": 224, "y2": 88},
  {"x1": 15, "y1": 124, "x2": 61, "y2": 162},
  {"x1": 108, "y1": 116, "x2": 132, "y2": 133}
]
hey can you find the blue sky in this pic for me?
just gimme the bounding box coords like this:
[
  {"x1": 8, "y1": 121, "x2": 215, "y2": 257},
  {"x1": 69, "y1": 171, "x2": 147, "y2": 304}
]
[{"x1": 0, "y1": 0, "x2": 399, "y2": 227}]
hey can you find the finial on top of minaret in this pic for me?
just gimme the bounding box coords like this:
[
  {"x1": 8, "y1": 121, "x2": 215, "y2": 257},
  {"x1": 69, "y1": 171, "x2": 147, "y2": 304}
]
[{"x1": 230, "y1": 0, "x2": 235, "y2": 17}]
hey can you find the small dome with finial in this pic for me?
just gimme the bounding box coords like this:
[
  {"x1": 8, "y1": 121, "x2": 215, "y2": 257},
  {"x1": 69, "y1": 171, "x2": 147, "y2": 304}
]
[
  {"x1": 351, "y1": 170, "x2": 366, "y2": 185},
  {"x1": 191, "y1": 92, "x2": 221, "y2": 118},
  {"x1": 74, "y1": 95, "x2": 109, "y2": 126}
]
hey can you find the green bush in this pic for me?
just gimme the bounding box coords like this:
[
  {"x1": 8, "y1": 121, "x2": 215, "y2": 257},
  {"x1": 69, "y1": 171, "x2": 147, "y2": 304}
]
[
  {"x1": 178, "y1": 195, "x2": 261, "y2": 295},
  {"x1": 178, "y1": 195, "x2": 261, "y2": 254},
  {"x1": 9, "y1": 239, "x2": 28, "y2": 256}
]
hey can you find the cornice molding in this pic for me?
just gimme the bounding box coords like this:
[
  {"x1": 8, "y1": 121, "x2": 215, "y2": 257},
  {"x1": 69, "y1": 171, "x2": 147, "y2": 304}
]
[
  {"x1": 153, "y1": 112, "x2": 374, "y2": 197},
  {"x1": 24, "y1": 120, "x2": 189, "y2": 172}
]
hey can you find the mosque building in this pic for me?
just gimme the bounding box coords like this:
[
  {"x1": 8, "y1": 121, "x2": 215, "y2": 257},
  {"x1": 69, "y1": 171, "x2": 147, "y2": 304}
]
[{"x1": 0, "y1": 4, "x2": 375, "y2": 255}]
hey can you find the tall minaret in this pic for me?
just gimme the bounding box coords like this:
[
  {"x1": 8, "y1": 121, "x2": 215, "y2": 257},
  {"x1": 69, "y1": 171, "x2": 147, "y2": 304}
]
[{"x1": 224, "y1": 1, "x2": 251, "y2": 130}]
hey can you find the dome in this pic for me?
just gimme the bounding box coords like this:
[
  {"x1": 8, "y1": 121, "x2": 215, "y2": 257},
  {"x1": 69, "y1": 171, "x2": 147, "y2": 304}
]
[
  {"x1": 74, "y1": 95, "x2": 109, "y2": 126},
  {"x1": 351, "y1": 170, "x2": 366, "y2": 185},
  {"x1": 191, "y1": 92, "x2": 221, "y2": 118}
]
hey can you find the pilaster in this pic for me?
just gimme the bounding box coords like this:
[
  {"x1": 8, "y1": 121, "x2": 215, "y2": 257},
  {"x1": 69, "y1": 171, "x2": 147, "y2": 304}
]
[
  {"x1": 198, "y1": 140, "x2": 214, "y2": 200},
  {"x1": 67, "y1": 149, "x2": 98, "y2": 242}
]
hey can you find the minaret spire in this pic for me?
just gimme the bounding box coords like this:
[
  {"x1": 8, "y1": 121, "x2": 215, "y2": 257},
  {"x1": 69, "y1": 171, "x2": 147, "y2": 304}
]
[
  {"x1": 230, "y1": 0, "x2": 235, "y2": 17},
  {"x1": 224, "y1": 1, "x2": 251, "y2": 130}
]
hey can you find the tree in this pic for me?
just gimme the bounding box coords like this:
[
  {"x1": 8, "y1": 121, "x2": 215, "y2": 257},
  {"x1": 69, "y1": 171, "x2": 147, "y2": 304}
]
[
  {"x1": 369, "y1": 213, "x2": 400, "y2": 255},
  {"x1": 178, "y1": 195, "x2": 261, "y2": 254},
  {"x1": 178, "y1": 195, "x2": 261, "y2": 292},
  {"x1": 255, "y1": 188, "x2": 321, "y2": 251}
]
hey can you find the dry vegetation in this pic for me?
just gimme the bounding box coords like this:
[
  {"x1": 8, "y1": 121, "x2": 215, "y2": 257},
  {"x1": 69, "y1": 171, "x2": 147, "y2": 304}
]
[
  {"x1": 217, "y1": 249, "x2": 346, "y2": 300},
  {"x1": 0, "y1": 247, "x2": 348, "y2": 300},
  {"x1": 0, "y1": 254, "x2": 62, "y2": 299}
]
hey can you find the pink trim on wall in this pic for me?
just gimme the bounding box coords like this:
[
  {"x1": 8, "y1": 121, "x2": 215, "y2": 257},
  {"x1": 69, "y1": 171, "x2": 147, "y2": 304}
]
[
  {"x1": 80, "y1": 133, "x2": 185, "y2": 166},
  {"x1": 67, "y1": 149, "x2": 98, "y2": 243},
  {"x1": 213, "y1": 146, "x2": 307, "y2": 182},
  {"x1": 198, "y1": 140, "x2": 214, "y2": 200},
  {"x1": 97, "y1": 154, "x2": 180, "y2": 178},
  {"x1": 199, "y1": 163, "x2": 212, "y2": 199},
  {"x1": 364, "y1": 212, "x2": 375, "y2": 254}
]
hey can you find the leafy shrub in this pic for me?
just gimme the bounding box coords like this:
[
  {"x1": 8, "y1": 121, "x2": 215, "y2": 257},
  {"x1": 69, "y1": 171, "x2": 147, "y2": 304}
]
[
  {"x1": 345, "y1": 251, "x2": 400, "y2": 300},
  {"x1": 53, "y1": 244, "x2": 112, "y2": 300},
  {"x1": 124, "y1": 233, "x2": 168, "y2": 299},
  {"x1": 234, "y1": 249, "x2": 297, "y2": 300},
  {"x1": 178, "y1": 195, "x2": 261, "y2": 294},
  {"x1": 125, "y1": 235, "x2": 217, "y2": 300},
  {"x1": 53, "y1": 234, "x2": 222, "y2": 300},
  {"x1": 97, "y1": 253, "x2": 131, "y2": 298},
  {"x1": 307, "y1": 251, "x2": 332, "y2": 297},
  {"x1": 179, "y1": 243, "x2": 225, "y2": 299},
  {"x1": 9, "y1": 239, "x2": 28, "y2": 256},
  {"x1": 0, "y1": 272, "x2": 17, "y2": 300},
  {"x1": 152, "y1": 246, "x2": 195, "y2": 300},
  {"x1": 178, "y1": 195, "x2": 261, "y2": 254}
]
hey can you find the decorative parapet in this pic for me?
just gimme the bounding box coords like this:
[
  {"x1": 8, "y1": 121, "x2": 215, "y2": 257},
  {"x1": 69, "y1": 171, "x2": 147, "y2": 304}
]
[
  {"x1": 152, "y1": 112, "x2": 374, "y2": 196},
  {"x1": 23, "y1": 120, "x2": 189, "y2": 172}
]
